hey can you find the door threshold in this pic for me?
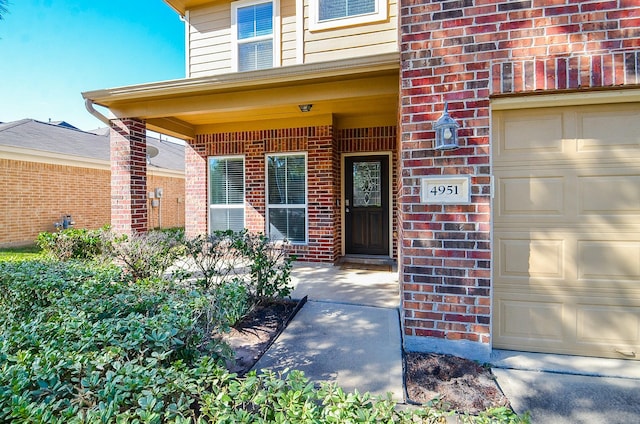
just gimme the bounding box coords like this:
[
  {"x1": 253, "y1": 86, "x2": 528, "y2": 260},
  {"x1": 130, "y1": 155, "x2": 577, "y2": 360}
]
[{"x1": 338, "y1": 255, "x2": 397, "y2": 271}]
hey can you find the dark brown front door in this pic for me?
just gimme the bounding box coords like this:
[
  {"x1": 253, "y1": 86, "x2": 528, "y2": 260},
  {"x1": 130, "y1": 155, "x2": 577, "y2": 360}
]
[{"x1": 345, "y1": 155, "x2": 389, "y2": 255}]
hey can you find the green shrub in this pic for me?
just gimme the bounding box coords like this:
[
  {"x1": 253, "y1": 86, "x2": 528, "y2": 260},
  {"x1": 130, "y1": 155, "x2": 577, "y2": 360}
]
[
  {"x1": 35, "y1": 227, "x2": 106, "y2": 261},
  {"x1": 180, "y1": 231, "x2": 244, "y2": 290},
  {"x1": 101, "y1": 230, "x2": 185, "y2": 282},
  {"x1": 179, "y1": 230, "x2": 294, "y2": 303},
  {"x1": 0, "y1": 259, "x2": 528, "y2": 423},
  {"x1": 238, "y1": 231, "x2": 295, "y2": 301}
]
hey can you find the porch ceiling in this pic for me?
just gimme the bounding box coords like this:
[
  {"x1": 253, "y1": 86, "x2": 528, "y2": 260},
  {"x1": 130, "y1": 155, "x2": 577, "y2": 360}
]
[{"x1": 82, "y1": 53, "x2": 400, "y2": 140}]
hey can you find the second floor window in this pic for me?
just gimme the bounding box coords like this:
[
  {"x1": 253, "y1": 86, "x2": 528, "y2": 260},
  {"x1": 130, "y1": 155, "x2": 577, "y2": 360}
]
[
  {"x1": 319, "y1": 0, "x2": 375, "y2": 21},
  {"x1": 233, "y1": 0, "x2": 274, "y2": 72},
  {"x1": 310, "y1": 0, "x2": 386, "y2": 31}
]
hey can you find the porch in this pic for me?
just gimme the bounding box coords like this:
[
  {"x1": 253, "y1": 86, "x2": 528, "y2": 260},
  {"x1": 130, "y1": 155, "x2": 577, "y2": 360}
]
[{"x1": 290, "y1": 260, "x2": 400, "y2": 308}]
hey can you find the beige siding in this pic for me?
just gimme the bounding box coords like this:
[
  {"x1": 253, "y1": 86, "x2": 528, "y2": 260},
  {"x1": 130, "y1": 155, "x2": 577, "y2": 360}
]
[
  {"x1": 185, "y1": 0, "x2": 397, "y2": 77},
  {"x1": 281, "y1": 0, "x2": 298, "y2": 65},
  {"x1": 303, "y1": 0, "x2": 398, "y2": 63},
  {"x1": 188, "y1": 3, "x2": 233, "y2": 77}
]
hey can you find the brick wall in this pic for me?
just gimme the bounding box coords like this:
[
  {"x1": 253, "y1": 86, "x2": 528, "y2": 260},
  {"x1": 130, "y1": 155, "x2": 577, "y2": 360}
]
[
  {"x1": 0, "y1": 159, "x2": 110, "y2": 246},
  {"x1": 184, "y1": 139, "x2": 208, "y2": 238},
  {"x1": 0, "y1": 158, "x2": 185, "y2": 247},
  {"x1": 399, "y1": 0, "x2": 640, "y2": 358},
  {"x1": 186, "y1": 125, "x2": 397, "y2": 262},
  {"x1": 147, "y1": 174, "x2": 186, "y2": 230}
]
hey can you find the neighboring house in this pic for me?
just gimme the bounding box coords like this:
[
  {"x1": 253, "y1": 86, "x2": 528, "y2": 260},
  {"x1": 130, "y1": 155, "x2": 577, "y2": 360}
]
[
  {"x1": 82, "y1": 1, "x2": 640, "y2": 362},
  {"x1": 0, "y1": 119, "x2": 185, "y2": 247}
]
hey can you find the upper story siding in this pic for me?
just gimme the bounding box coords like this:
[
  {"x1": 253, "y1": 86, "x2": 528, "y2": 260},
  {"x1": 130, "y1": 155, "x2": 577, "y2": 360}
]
[{"x1": 186, "y1": 0, "x2": 398, "y2": 78}]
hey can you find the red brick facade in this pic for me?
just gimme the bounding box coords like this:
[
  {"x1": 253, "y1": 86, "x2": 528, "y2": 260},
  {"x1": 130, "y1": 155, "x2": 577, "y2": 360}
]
[
  {"x1": 184, "y1": 125, "x2": 397, "y2": 262},
  {"x1": 399, "y1": 0, "x2": 640, "y2": 356},
  {"x1": 103, "y1": 0, "x2": 640, "y2": 359},
  {"x1": 110, "y1": 119, "x2": 149, "y2": 235}
]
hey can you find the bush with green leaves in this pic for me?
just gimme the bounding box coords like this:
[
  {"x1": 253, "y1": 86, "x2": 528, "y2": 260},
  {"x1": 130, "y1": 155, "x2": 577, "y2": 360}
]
[
  {"x1": 180, "y1": 231, "x2": 244, "y2": 289},
  {"x1": 0, "y1": 258, "x2": 528, "y2": 423},
  {"x1": 36, "y1": 227, "x2": 106, "y2": 261},
  {"x1": 0, "y1": 260, "x2": 227, "y2": 422},
  {"x1": 237, "y1": 231, "x2": 295, "y2": 300},
  {"x1": 178, "y1": 230, "x2": 294, "y2": 303},
  {"x1": 101, "y1": 229, "x2": 185, "y2": 281}
]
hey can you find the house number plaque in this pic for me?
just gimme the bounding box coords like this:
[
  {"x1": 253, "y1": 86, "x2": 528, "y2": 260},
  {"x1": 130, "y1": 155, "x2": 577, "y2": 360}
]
[{"x1": 420, "y1": 176, "x2": 471, "y2": 204}]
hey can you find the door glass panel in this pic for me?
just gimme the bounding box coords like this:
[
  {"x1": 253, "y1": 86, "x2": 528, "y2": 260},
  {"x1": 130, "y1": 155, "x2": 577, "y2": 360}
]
[{"x1": 353, "y1": 161, "x2": 381, "y2": 207}]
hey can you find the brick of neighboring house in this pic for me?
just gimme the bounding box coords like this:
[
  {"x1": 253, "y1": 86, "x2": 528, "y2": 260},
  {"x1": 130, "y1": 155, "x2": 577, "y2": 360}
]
[
  {"x1": 185, "y1": 125, "x2": 397, "y2": 262},
  {"x1": 398, "y1": 0, "x2": 640, "y2": 358},
  {"x1": 147, "y1": 174, "x2": 186, "y2": 230},
  {"x1": 0, "y1": 157, "x2": 186, "y2": 247},
  {"x1": 0, "y1": 158, "x2": 110, "y2": 246}
]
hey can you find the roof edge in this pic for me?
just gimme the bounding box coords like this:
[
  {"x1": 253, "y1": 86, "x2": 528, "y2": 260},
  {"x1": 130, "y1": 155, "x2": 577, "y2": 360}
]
[{"x1": 82, "y1": 52, "x2": 400, "y2": 105}]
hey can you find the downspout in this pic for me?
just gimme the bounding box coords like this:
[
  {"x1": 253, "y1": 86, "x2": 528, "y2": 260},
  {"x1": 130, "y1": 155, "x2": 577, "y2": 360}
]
[{"x1": 84, "y1": 99, "x2": 111, "y2": 126}]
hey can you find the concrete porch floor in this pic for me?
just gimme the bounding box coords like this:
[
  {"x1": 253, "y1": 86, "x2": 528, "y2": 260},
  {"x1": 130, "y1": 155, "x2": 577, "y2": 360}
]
[{"x1": 288, "y1": 261, "x2": 401, "y2": 309}]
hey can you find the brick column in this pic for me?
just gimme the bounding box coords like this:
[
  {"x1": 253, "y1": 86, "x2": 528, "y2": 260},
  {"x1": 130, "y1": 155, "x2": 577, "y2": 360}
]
[
  {"x1": 307, "y1": 125, "x2": 338, "y2": 262},
  {"x1": 110, "y1": 118, "x2": 148, "y2": 235},
  {"x1": 245, "y1": 136, "x2": 266, "y2": 234},
  {"x1": 398, "y1": 0, "x2": 494, "y2": 361}
]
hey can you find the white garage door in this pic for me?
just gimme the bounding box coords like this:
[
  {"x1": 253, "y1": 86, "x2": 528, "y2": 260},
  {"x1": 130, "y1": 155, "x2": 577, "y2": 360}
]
[{"x1": 493, "y1": 102, "x2": 640, "y2": 360}]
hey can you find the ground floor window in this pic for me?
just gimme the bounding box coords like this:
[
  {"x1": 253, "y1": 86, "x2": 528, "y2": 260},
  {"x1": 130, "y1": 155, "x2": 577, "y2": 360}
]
[
  {"x1": 266, "y1": 153, "x2": 307, "y2": 243},
  {"x1": 209, "y1": 156, "x2": 245, "y2": 232}
]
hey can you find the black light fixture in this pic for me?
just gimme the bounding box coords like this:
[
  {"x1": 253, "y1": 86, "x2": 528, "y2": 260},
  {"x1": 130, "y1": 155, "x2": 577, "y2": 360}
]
[
  {"x1": 434, "y1": 102, "x2": 460, "y2": 150},
  {"x1": 298, "y1": 104, "x2": 313, "y2": 112}
]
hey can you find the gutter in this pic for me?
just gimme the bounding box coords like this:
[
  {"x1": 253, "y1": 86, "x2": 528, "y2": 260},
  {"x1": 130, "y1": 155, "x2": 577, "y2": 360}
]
[
  {"x1": 85, "y1": 98, "x2": 163, "y2": 158},
  {"x1": 84, "y1": 98, "x2": 111, "y2": 126}
]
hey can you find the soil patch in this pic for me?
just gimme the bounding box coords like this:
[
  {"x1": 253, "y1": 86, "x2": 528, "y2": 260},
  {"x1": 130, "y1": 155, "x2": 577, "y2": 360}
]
[
  {"x1": 223, "y1": 298, "x2": 300, "y2": 375},
  {"x1": 405, "y1": 352, "x2": 510, "y2": 414}
]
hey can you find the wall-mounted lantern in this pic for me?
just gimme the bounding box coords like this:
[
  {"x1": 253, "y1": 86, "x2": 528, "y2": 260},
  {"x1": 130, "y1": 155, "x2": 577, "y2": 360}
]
[{"x1": 434, "y1": 103, "x2": 460, "y2": 150}]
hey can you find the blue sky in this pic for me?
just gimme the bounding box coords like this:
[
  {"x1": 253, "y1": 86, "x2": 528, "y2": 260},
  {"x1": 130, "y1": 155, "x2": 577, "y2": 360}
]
[{"x1": 0, "y1": 1, "x2": 185, "y2": 131}]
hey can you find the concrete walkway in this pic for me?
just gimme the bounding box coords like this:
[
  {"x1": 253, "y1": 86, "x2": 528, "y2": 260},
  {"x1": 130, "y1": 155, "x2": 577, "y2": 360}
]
[
  {"x1": 491, "y1": 350, "x2": 640, "y2": 424},
  {"x1": 253, "y1": 262, "x2": 404, "y2": 401}
]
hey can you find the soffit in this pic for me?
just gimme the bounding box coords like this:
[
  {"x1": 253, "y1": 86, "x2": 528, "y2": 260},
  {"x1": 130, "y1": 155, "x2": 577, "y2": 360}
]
[{"x1": 164, "y1": 0, "x2": 216, "y2": 15}]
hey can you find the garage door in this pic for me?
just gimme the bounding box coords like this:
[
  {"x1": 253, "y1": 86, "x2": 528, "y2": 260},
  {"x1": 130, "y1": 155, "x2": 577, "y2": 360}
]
[{"x1": 493, "y1": 102, "x2": 640, "y2": 360}]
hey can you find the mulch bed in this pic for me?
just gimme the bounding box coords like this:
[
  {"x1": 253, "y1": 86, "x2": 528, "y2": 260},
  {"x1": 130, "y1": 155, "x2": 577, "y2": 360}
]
[
  {"x1": 404, "y1": 352, "x2": 510, "y2": 414},
  {"x1": 222, "y1": 297, "x2": 302, "y2": 375}
]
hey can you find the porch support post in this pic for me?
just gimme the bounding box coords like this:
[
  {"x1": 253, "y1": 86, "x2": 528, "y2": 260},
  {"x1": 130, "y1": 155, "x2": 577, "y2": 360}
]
[{"x1": 110, "y1": 118, "x2": 148, "y2": 235}]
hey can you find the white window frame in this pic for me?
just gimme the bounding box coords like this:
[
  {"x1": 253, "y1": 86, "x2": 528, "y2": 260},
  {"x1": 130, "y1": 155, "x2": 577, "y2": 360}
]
[
  {"x1": 308, "y1": 0, "x2": 387, "y2": 31},
  {"x1": 208, "y1": 155, "x2": 246, "y2": 233},
  {"x1": 265, "y1": 152, "x2": 308, "y2": 244},
  {"x1": 231, "y1": 0, "x2": 281, "y2": 72}
]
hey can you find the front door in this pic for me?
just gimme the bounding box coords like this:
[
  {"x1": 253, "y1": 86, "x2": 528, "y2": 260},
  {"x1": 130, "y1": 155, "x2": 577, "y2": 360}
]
[{"x1": 345, "y1": 155, "x2": 389, "y2": 255}]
